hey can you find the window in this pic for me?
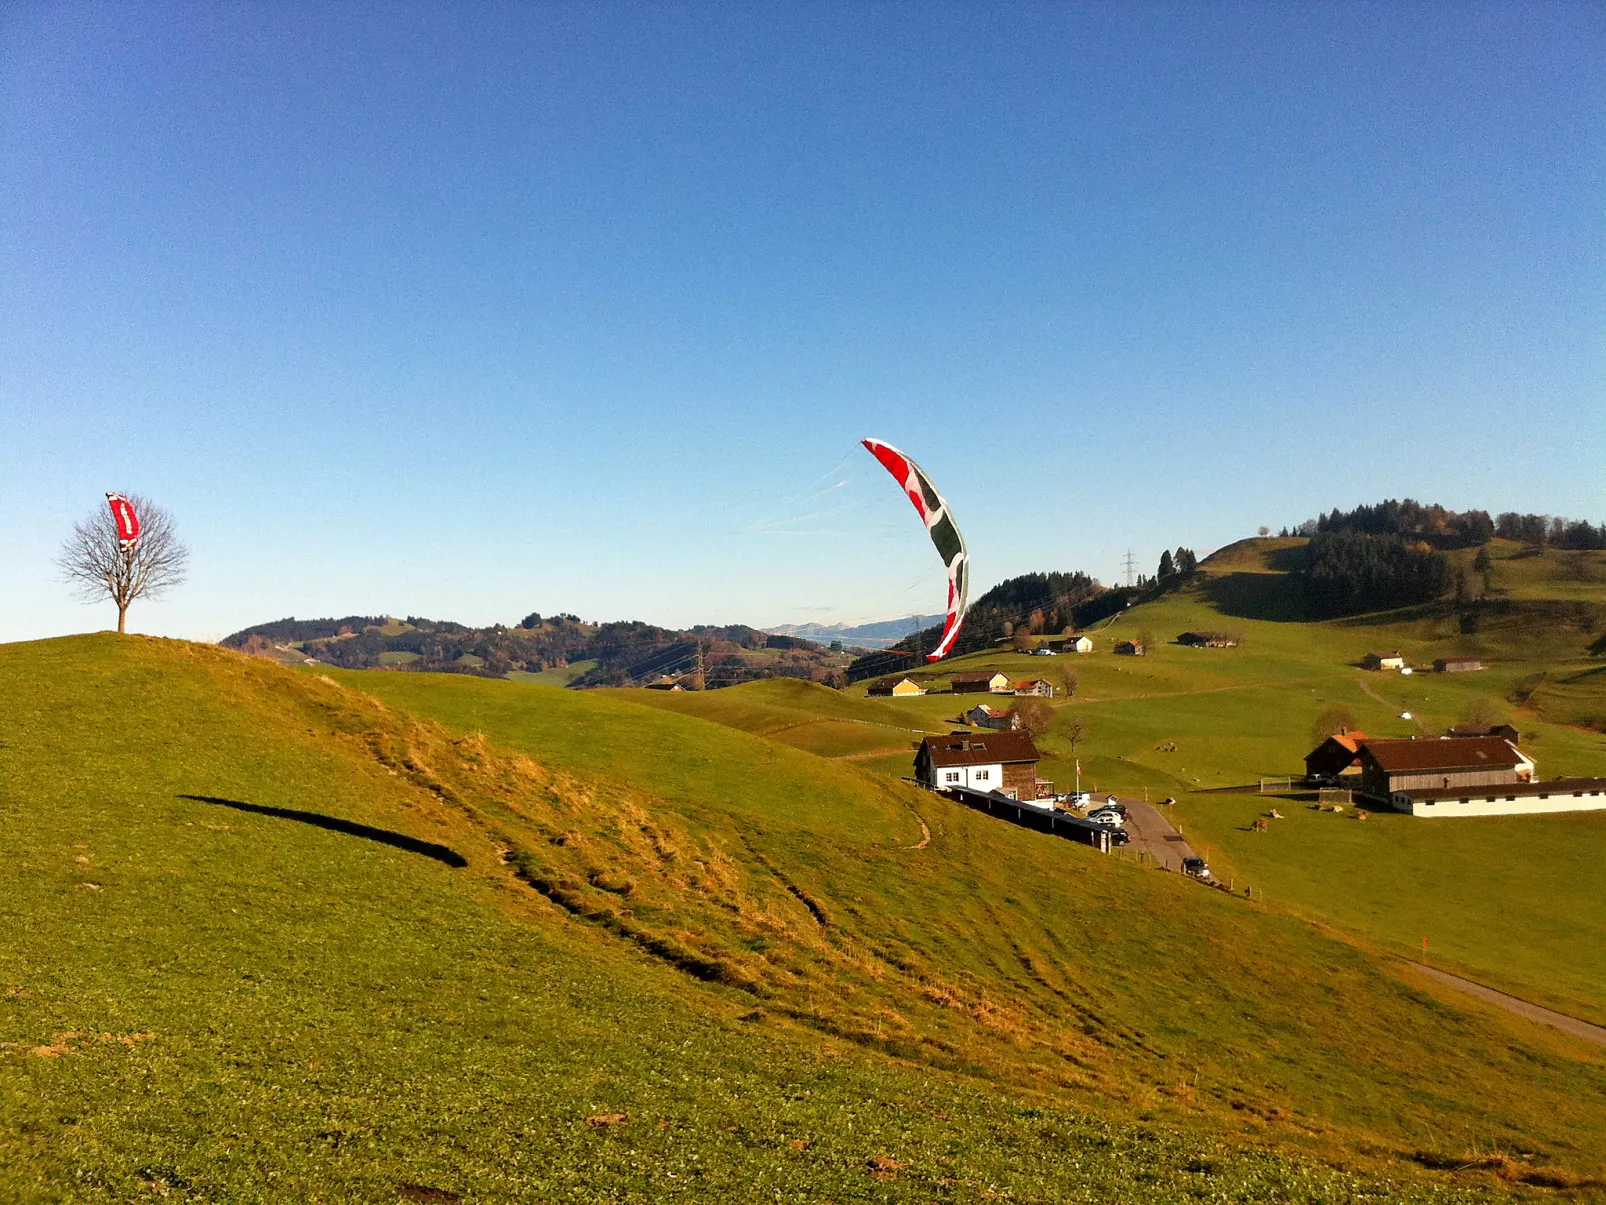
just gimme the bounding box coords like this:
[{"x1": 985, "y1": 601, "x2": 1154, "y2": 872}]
[
  {"x1": 944, "y1": 772, "x2": 959, "y2": 784},
  {"x1": 976, "y1": 770, "x2": 989, "y2": 781}
]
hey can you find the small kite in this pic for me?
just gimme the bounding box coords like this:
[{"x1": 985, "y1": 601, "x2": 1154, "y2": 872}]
[
  {"x1": 861, "y1": 439, "x2": 969, "y2": 661},
  {"x1": 106, "y1": 493, "x2": 141, "y2": 547}
]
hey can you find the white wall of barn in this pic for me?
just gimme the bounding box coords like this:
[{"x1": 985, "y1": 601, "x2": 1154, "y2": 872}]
[{"x1": 1401, "y1": 791, "x2": 1606, "y2": 817}]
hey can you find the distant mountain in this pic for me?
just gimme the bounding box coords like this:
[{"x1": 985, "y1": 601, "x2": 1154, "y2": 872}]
[
  {"x1": 221, "y1": 613, "x2": 851, "y2": 690},
  {"x1": 763, "y1": 617, "x2": 925, "y2": 648}
]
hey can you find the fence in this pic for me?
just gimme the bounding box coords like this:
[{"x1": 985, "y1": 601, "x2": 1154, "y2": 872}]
[{"x1": 1259, "y1": 776, "x2": 1295, "y2": 794}]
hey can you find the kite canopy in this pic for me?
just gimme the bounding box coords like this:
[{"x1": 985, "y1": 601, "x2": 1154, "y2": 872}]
[
  {"x1": 106, "y1": 493, "x2": 140, "y2": 546},
  {"x1": 861, "y1": 439, "x2": 969, "y2": 661}
]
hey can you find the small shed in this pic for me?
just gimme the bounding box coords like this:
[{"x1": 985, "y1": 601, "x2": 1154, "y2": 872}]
[
  {"x1": 867, "y1": 676, "x2": 926, "y2": 697},
  {"x1": 1114, "y1": 640, "x2": 1144, "y2": 657},
  {"x1": 1434, "y1": 656, "x2": 1483, "y2": 673},
  {"x1": 1064, "y1": 634, "x2": 1094, "y2": 654},
  {"x1": 951, "y1": 671, "x2": 1012, "y2": 694},
  {"x1": 1361, "y1": 652, "x2": 1405, "y2": 671}
]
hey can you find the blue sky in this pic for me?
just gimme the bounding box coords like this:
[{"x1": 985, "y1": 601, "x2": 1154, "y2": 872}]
[{"x1": 3, "y1": 2, "x2": 1601, "y2": 642}]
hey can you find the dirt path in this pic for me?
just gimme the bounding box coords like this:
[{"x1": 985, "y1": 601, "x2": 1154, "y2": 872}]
[
  {"x1": 1405, "y1": 963, "x2": 1606, "y2": 1048},
  {"x1": 1354, "y1": 675, "x2": 1428, "y2": 732}
]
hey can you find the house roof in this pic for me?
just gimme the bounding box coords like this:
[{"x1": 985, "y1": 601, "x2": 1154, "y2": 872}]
[
  {"x1": 1330, "y1": 731, "x2": 1367, "y2": 753},
  {"x1": 951, "y1": 672, "x2": 1006, "y2": 685},
  {"x1": 967, "y1": 704, "x2": 1009, "y2": 717},
  {"x1": 1447, "y1": 724, "x2": 1515, "y2": 739},
  {"x1": 921, "y1": 731, "x2": 1040, "y2": 768},
  {"x1": 1013, "y1": 679, "x2": 1051, "y2": 689},
  {"x1": 1362, "y1": 736, "x2": 1524, "y2": 773}
]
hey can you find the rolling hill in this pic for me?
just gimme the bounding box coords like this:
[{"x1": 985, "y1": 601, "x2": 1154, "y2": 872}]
[{"x1": 5, "y1": 587, "x2": 1605, "y2": 1197}]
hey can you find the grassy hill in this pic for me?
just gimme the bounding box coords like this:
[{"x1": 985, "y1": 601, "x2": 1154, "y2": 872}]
[
  {"x1": 5, "y1": 634, "x2": 1605, "y2": 1200},
  {"x1": 786, "y1": 539, "x2": 1606, "y2": 1026}
]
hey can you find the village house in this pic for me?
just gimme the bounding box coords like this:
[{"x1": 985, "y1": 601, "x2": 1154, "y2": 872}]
[
  {"x1": 950, "y1": 671, "x2": 1012, "y2": 694},
  {"x1": 965, "y1": 704, "x2": 1018, "y2": 730},
  {"x1": 1304, "y1": 730, "x2": 1368, "y2": 782},
  {"x1": 1013, "y1": 679, "x2": 1054, "y2": 698},
  {"x1": 1177, "y1": 631, "x2": 1238, "y2": 648},
  {"x1": 645, "y1": 676, "x2": 685, "y2": 691},
  {"x1": 1062, "y1": 634, "x2": 1094, "y2": 654},
  {"x1": 867, "y1": 676, "x2": 926, "y2": 697},
  {"x1": 1114, "y1": 640, "x2": 1144, "y2": 656},
  {"x1": 915, "y1": 730, "x2": 1043, "y2": 799},
  {"x1": 1434, "y1": 656, "x2": 1484, "y2": 673},
  {"x1": 1357, "y1": 736, "x2": 1534, "y2": 801},
  {"x1": 1361, "y1": 651, "x2": 1405, "y2": 671}
]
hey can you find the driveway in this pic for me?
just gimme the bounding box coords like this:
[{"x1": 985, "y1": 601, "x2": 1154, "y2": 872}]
[{"x1": 1110, "y1": 796, "x2": 1198, "y2": 872}]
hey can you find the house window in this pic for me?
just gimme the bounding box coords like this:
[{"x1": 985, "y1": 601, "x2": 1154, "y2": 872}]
[
  {"x1": 944, "y1": 772, "x2": 959, "y2": 784},
  {"x1": 976, "y1": 770, "x2": 989, "y2": 781}
]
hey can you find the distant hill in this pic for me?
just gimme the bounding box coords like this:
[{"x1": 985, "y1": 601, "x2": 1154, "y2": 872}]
[{"x1": 222, "y1": 612, "x2": 851, "y2": 689}]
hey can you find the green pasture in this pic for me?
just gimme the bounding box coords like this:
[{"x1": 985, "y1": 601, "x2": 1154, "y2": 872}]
[
  {"x1": 339, "y1": 659, "x2": 1606, "y2": 1186},
  {"x1": 6, "y1": 615, "x2": 1606, "y2": 1198},
  {"x1": 507, "y1": 657, "x2": 597, "y2": 687},
  {"x1": 8, "y1": 636, "x2": 1423, "y2": 1204}
]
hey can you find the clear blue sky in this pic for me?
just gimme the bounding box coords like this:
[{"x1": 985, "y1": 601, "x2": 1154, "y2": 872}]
[{"x1": 3, "y1": 2, "x2": 1602, "y2": 642}]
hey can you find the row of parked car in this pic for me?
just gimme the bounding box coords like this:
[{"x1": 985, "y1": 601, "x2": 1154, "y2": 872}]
[{"x1": 1071, "y1": 795, "x2": 1211, "y2": 879}]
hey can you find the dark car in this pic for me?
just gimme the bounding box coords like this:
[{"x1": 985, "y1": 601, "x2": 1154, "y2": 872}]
[
  {"x1": 1180, "y1": 855, "x2": 1209, "y2": 879},
  {"x1": 1109, "y1": 828, "x2": 1131, "y2": 846}
]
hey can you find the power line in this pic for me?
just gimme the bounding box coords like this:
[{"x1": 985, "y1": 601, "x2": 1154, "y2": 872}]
[{"x1": 1122, "y1": 549, "x2": 1138, "y2": 588}]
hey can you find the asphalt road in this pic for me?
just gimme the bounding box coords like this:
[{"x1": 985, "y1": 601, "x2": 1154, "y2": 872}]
[{"x1": 1104, "y1": 796, "x2": 1199, "y2": 872}]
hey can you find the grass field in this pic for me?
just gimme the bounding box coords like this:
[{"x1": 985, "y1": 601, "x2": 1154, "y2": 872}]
[
  {"x1": 613, "y1": 542, "x2": 1606, "y2": 1030},
  {"x1": 338, "y1": 660, "x2": 1606, "y2": 1192},
  {"x1": 6, "y1": 566, "x2": 1605, "y2": 1201}
]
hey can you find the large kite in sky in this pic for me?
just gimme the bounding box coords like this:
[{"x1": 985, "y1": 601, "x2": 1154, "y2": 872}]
[
  {"x1": 861, "y1": 438, "x2": 969, "y2": 661},
  {"x1": 106, "y1": 493, "x2": 141, "y2": 547}
]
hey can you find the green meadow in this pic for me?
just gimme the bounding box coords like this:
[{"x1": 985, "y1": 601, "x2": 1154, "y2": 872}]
[{"x1": 3, "y1": 537, "x2": 1604, "y2": 1202}]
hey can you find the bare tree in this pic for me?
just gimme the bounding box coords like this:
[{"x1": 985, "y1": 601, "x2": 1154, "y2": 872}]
[
  {"x1": 1008, "y1": 696, "x2": 1054, "y2": 737},
  {"x1": 59, "y1": 495, "x2": 188, "y2": 633},
  {"x1": 1309, "y1": 704, "x2": 1356, "y2": 746},
  {"x1": 1060, "y1": 665, "x2": 1080, "y2": 697},
  {"x1": 1012, "y1": 626, "x2": 1035, "y2": 653}
]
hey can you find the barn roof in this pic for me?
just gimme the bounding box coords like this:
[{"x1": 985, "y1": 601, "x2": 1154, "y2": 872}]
[
  {"x1": 921, "y1": 731, "x2": 1040, "y2": 768},
  {"x1": 1362, "y1": 736, "x2": 1523, "y2": 773}
]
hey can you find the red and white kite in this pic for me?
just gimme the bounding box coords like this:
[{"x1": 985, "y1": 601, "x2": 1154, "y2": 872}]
[
  {"x1": 106, "y1": 493, "x2": 141, "y2": 547},
  {"x1": 861, "y1": 439, "x2": 970, "y2": 661}
]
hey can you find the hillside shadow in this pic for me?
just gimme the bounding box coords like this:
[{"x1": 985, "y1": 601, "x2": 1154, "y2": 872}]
[
  {"x1": 177, "y1": 795, "x2": 468, "y2": 868},
  {"x1": 1200, "y1": 573, "x2": 1309, "y2": 622}
]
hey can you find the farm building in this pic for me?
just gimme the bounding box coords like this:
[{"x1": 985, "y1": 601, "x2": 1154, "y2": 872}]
[
  {"x1": 1061, "y1": 635, "x2": 1094, "y2": 654},
  {"x1": 1014, "y1": 679, "x2": 1054, "y2": 698},
  {"x1": 1361, "y1": 651, "x2": 1405, "y2": 671},
  {"x1": 645, "y1": 677, "x2": 685, "y2": 691},
  {"x1": 965, "y1": 704, "x2": 1017, "y2": 730},
  {"x1": 1357, "y1": 736, "x2": 1534, "y2": 800},
  {"x1": 1304, "y1": 731, "x2": 1368, "y2": 782},
  {"x1": 1447, "y1": 723, "x2": 1520, "y2": 744},
  {"x1": 915, "y1": 730, "x2": 1044, "y2": 799},
  {"x1": 867, "y1": 676, "x2": 926, "y2": 697},
  {"x1": 1389, "y1": 777, "x2": 1606, "y2": 817},
  {"x1": 951, "y1": 671, "x2": 1012, "y2": 694},
  {"x1": 1114, "y1": 640, "x2": 1144, "y2": 657},
  {"x1": 1177, "y1": 631, "x2": 1238, "y2": 648},
  {"x1": 1434, "y1": 656, "x2": 1484, "y2": 673}
]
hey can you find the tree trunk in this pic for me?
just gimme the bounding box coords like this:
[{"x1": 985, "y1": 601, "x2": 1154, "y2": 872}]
[{"x1": 118, "y1": 605, "x2": 127, "y2": 634}]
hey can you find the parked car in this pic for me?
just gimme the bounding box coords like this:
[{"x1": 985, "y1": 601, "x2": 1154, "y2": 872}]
[
  {"x1": 1180, "y1": 855, "x2": 1209, "y2": 879},
  {"x1": 1094, "y1": 801, "x2": 1128, "y2": 818},
  {"x1": 1085, "y1": 810, "x2": 1125, "y2": 828},
  {"x1": 1109, "y1": 828, "x2": 1131, "y2": 846}
]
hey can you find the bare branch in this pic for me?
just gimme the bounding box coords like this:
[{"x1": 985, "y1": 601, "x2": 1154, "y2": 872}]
[{"x1": 57, "y1": 494, "x2": 189, "y2": 628}]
